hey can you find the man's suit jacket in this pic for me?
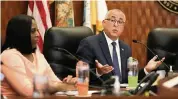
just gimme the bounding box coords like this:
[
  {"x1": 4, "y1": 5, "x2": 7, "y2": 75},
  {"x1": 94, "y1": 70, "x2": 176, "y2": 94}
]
[{"x1": 76, "y1": 31, "x2": 132, "y2": 84}]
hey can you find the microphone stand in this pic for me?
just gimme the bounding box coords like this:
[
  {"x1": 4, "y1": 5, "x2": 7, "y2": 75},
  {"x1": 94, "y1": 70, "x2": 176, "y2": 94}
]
[{"x1": 132, "y1": 40, "x2": 170, "y2": 70}]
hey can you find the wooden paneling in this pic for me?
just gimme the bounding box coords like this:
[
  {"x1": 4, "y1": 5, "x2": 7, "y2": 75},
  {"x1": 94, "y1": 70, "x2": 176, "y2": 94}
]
[
  {"x1": 73, "y1": 1, "x2": 84, "y2": 26},
  {"x1": 1, "y1": 1, "x2": 177, "y2": 67},
  {"x1": 131, "y1": 1, "x2": 177, "y2": 67}
]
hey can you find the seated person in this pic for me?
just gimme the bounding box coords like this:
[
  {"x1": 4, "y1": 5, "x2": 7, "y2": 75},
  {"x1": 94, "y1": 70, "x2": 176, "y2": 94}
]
[
  {"x1": 76, "y1": 9, "x2": 164, "y2": 85},
  {"x1": 1, "y1": 15, "x2": 77, "y2": 97}
]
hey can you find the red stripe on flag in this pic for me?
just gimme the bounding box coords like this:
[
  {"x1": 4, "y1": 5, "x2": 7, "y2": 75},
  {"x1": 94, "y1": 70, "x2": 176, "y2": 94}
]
[
  {"x1": 28, "y1": 1, "x2": 34, "y2": 12},
  {"x1": 28, "y1": 1, "x2": 52, "y2": 52},
  {"x1": 37, "y1": 31, "x2": 43, "y2": 52},
  {"x1": 35, "y1": 1, "x2": 48, "y2": 30}
]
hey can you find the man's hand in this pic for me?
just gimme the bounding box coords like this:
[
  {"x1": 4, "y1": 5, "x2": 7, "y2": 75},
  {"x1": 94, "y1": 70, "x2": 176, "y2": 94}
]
[
  {"x1": 145, "y1": 55, "x2": 165, "y2": 73},
  {"x1": 95, "y1": 60, "x2": 114, "y2": 75},
  {"x1": 62, "y1": 75, "x2": 77, "y2": 85}
]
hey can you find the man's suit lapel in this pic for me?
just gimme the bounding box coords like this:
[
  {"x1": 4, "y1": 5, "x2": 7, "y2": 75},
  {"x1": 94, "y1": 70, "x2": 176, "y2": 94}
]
[
  {"x1": 98, "y1": 32, "x2": 114, "y2": 81},
  {"x1": 99, "y1": 32, "x2": 113, "y2": 66}
]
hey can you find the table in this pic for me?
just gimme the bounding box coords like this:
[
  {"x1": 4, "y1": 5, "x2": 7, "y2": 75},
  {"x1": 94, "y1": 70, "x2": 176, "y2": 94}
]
[
  {"x1": 5, "y1": 95, "x2": 178, "y2": 99},
  {"x1": 4, "y1": 79, "x2": 178, "y2": 99}
]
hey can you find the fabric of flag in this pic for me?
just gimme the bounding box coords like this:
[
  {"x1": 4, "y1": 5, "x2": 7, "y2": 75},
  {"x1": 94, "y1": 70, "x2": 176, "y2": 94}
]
[
  {"x1": 55, "y1": 0, "x2": 75, "y2": 27},
  {"x1": 96, "y1": 0, "x2": 108, "y2": 34},
  {"x1": 27, "y1": 0, "x2": 52, "y2": 52},
  {"x1": 83, "y1": 0, "x2": 92, "y2": 29},
  {"x1": 91, "y1": 0, "x2": 97, "y2": 26},
  {"x1": 83, "y1": 0, "x2": 108, "y2": 34}
]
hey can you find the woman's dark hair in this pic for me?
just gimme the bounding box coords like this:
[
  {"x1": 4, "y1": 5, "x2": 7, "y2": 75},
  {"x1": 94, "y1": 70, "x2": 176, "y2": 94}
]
[{"x1": 2, "y1": 14, "x2": 35, "y2": 54}]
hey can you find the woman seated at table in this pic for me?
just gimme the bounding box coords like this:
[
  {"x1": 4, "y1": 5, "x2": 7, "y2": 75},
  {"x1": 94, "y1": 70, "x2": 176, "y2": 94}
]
[{"x1": 1, "y1": 15, "x2": 77, "y2": 97}]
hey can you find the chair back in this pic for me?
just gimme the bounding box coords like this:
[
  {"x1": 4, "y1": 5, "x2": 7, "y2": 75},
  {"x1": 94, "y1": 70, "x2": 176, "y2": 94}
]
[
  {"x1": 147, "y1": 28, "x2": 178, "y2": 70},
  {"x1": 43, "y1": 26, "x2": 93, "y2": 79}
]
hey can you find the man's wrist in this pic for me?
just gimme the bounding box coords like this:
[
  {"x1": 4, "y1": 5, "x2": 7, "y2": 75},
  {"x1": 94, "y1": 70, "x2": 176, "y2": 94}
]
[
  {"x1": 96, "y1": 69, "x2": 102, "y2": 77},
  {"x1": 144, "y1": 67, "x2": 151, "y2": 73}
]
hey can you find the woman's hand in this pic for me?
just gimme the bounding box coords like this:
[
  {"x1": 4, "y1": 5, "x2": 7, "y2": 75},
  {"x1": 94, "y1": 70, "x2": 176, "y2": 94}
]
[
  {"x1": 62, "y1": 75, "x2": 77, "y2": 85},
  {"x1": 60, "y1": 75, "x2": 77, "y2": 91},
  {"x1": 95, "y1": 60, "x2": 114, "y2": 75},
  {"x1": 145, "y1": 55, "x2": 165, "y2": 73}
]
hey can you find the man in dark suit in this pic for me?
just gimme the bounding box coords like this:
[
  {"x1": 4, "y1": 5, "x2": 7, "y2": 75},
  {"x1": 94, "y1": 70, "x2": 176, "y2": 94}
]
[{"x1": 76, "y1": 9, "x2": 164, "y2": 85}]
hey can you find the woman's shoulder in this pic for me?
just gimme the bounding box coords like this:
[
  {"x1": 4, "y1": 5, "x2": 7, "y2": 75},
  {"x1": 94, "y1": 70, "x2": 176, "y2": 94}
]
[
  {"x1": 1, "y1": 48, "x2": 24, "y2": 66},
  {"x1": 1, "y1": 48, "x2": 20, "y2": 56}
]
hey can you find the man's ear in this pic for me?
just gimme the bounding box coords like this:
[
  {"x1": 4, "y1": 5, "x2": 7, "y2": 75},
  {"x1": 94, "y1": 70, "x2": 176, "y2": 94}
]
[
  {"x1": 102, "y1": 20, "x2": 106, "y2": 23},
  {"x1": 102, "y1": 20, "x2": 106, "y2": 26}
]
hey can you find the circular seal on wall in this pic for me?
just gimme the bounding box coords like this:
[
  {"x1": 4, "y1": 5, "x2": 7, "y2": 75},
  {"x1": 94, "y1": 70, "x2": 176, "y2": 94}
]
[{"x1": 158, "y1": 1, "x2": 178, "y2": 14}]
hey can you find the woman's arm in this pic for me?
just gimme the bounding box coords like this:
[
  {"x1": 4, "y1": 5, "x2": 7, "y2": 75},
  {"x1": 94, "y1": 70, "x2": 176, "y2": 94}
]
[
  {"x1": 47, "y1": 81, "x2": 76, "y2": 94},
  {"x1": 1, "y1": 64, "x2": 33, "y2": 96},
  {"x1": 43, "y1": 56, "x2": 77, "y2": 94},
  {"x1": 1, "y1": 51, "x2": 34, "y2": 96}
]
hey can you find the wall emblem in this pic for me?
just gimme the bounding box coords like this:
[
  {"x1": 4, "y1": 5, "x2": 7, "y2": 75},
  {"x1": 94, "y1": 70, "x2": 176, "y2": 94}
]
[{"x1": 158, "y1": 1, "x2": 178, "y2": 14}]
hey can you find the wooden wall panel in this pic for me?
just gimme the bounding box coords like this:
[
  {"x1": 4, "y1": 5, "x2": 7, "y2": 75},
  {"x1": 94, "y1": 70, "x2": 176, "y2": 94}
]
[
  {"x1": 73, "y1": 1, "x2": 84, "y2": 26},
  {"x1": 1, "y1": 1, "x2": 177, "y2": 68},
  {"x1": 131, "y1": 1, "x2": 178, "y2": 67}
]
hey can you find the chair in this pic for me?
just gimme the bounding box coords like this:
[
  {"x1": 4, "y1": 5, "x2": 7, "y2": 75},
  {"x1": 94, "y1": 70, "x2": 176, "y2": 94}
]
[
  {"x1": 43, "y1": 26, "x2": 93, "y2": 80},
  {"x1": 147, "y1": 28, "x2": 178, "y2": 71}
]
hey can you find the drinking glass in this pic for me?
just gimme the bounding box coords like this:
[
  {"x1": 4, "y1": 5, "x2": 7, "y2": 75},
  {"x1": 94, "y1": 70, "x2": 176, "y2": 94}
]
[
  {"x1": 76, "y1": 61, "x2": 89, "y2": 96},
  {"x1": 127, "y1": 57, "x2": 138, "y2": 89},
  {"x1": 33, "y1": 75, "x2": 49, "y2": 98}
]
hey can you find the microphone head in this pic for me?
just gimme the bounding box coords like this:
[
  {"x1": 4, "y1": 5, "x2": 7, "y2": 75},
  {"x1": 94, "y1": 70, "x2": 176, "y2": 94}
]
[{"x1": 132, "y1": 40, "x2": 138, "y2": 43}]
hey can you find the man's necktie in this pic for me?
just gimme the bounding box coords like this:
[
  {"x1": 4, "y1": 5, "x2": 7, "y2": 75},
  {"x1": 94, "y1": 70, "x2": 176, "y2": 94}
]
[{"x1": 111, "y1": 42, "x2": 122, "y2": 81}]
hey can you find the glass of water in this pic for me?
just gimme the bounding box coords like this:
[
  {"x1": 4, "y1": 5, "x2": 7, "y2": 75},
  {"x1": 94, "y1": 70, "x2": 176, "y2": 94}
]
[
  {"x1": 33, "y1": 74, "x2": 49, "y2": 98},
  {"x1": 76, "y1": 61, "x2": 89, "y2": 96}
]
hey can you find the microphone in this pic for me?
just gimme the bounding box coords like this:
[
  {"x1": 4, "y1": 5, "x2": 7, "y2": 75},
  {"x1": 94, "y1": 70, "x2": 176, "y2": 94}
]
[
  {"x1": 53, "y1": 47, "x2": 110, "y2": 89},
  {"x1": 132, "y1": 40, "x2": 170, "y2": 69},
  {"x1": 54, "y1": 47, "x2": 79, "y2": 61}
]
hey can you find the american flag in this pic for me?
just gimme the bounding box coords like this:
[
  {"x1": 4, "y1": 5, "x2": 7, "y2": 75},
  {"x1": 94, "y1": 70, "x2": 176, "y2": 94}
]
[{"x1": 27, "y1": 0, "x2": 52, "y2": 52}]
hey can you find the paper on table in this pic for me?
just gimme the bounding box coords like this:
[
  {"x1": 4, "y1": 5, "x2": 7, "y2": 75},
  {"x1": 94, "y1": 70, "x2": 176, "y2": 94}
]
[
  {"x1": 110, "y1": 83, "x2": 128, "y2": 87},
  {"x1": 55, "y1": 90, "x2": 100, "y2": 96},
  {"x1": 163, "y1": 76, "x2": 178, "y2": 88},
  {"x1": 120, "y1": 83, "x2": 128, "y2": 87},
  {"x1": 113, "y1": 83, "x2": 146, "y2": 88}
]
